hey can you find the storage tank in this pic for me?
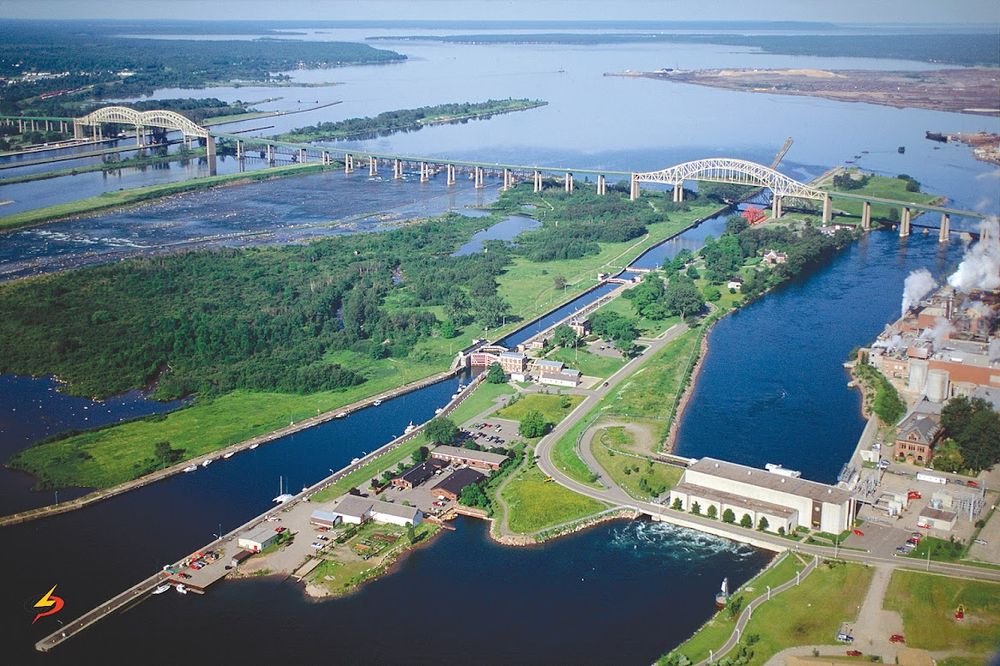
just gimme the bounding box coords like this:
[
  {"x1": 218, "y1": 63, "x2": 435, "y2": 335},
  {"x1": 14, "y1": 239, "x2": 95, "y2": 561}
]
[
  {"x1": 908, "y1": 359, "x2": 929, "y2": 393},
  {"x1": 926, "y1": 369, "x2": 950, "y2": 402}
]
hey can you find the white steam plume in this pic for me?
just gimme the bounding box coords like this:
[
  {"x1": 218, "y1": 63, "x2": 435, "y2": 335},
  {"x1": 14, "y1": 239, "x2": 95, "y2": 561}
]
[
  {"x1": 925, "y1": 317, "x2": 955, "y2": 348},
  {"x1": 948, "y1": 218, "x2": 1000, "y2": 293},
  {"x1": 901, "y1": 268, "x2": 937, "y2": 316}
]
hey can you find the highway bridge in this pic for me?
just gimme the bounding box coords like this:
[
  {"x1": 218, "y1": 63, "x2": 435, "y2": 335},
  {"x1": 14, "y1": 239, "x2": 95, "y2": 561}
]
[{"x1": 1, "y1": 107, "x2": 990, "y2": 239}]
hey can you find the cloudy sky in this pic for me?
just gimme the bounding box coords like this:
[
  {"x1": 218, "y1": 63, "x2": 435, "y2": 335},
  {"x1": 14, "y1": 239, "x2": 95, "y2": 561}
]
[{"x1": 0, "y1": 0, "x2": 997, "y2": 23}]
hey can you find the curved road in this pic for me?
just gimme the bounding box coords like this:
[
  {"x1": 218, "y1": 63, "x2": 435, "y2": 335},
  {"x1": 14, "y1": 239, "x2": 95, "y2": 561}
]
[{"x1": 534, "y1": 329, "x2": 1000, "y2": 584}]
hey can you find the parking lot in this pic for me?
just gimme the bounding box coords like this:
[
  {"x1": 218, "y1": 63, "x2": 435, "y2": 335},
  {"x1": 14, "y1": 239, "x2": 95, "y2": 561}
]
[{"x1": 463, "y1": 417, "x2": 521, "y2": 449}]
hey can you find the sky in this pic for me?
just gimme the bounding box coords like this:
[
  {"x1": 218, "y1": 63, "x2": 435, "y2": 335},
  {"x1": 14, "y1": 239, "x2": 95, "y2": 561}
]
[{"x1": 0, "y1": 0, "x2": 998, "y2": 24}]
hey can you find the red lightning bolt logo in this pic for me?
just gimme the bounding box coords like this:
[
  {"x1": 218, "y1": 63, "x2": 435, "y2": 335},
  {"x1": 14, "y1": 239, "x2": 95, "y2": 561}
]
[{"x1": 32, "y1": 585, "x2": 64, "y2": 624}]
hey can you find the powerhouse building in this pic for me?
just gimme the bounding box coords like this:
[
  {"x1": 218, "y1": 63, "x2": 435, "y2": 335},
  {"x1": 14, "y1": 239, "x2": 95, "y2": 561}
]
[{"x1": 669, "y1": 458, "x2": 855, "y2": 534}]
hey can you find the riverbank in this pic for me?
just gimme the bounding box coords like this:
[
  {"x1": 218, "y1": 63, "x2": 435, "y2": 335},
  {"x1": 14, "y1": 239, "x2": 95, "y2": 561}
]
[{"x1": 0, "y1": 162, "x2": 335, "y2": 232}]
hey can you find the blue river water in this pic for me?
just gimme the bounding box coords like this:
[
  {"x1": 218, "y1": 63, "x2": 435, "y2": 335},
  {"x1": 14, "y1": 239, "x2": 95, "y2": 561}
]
[{"x1": 1, "y1": 20, "x2": 999, "y2": 666}]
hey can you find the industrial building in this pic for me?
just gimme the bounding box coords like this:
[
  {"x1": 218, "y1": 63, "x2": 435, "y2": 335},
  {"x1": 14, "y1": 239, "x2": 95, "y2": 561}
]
[
  {"x1": 431, "y1": 445, "x2": 507, "y2": 470},
  {"x1": 669, "y1": 458, "x2": 855, "y2": 534},
  {"x1": 327, "y1": 495, "x2": 423, "y2": 527},
  {"x1": 391, "y1": 460, "x2": 444, "y2": 489},
  {"x1": 237, "y1": 525, "x2": 281, "y2": 553},
  {"x1": 310, "y1": 510, "x2": 343, "y2": 528},
  {"x1": 894, "y1": 402, "x2": 942, "y2": 465}
]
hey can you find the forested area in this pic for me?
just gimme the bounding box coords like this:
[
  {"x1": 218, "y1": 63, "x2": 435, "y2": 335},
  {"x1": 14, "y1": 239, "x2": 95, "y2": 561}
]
[
  {"x1": 936, "y1": 396, "x2": 1000, "y2": 473},
  {"x1": 0, "y1": 22, "x2": 404, "y2": 114},
  {"x1": 691, "y1": 215, "x2": 857, "y2": 298},
  {"x1": 277, "y1": 98, "x2": 545, "y2": 142},
  {"x1": 0, "y1": 213, "x2": 508, "y2": 400}
]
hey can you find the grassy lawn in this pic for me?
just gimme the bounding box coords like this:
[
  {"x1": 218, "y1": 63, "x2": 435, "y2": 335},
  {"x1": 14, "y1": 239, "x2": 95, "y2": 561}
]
[
  {"x1": 0, "y1": 162, "x2": 330, "y2": 232},
  {"x1": 590, "y1": 426, "x2": 681, "y2": 500},
  {"x1": 551, "y1": 415, "x2": 603, "y2": 487},
  {"x1": 905, "y1": 536, "x2": 967, "y2": 563},
  {"x1": 494, "y1": 200, "x2": 720, "y2": 332},
  {"x1": 822, "y1": 173, "x2": 941, "y2": 222},
  {"x1": 308, "y1": 521, "x2": 438, "y2": 596},
  {"x1": 547, "y1": 346, "x2": 626, "y2": 378},
  {"x1": 666, "y1": 553, "x2": 809, "y2": 664},
  {"x1": 501, "y1": 464, "x2": 606, "y2": 534},
  {"x1": 591, "y1": 294, "x2": 681, "y2": 337},
  {"x1": 884, "y1": 570, "x2": 1000, "y2": 660},
  {"x1": 448, "y1": 381, "x2": 516, "y2": 425},
  {"x1": 496, "y1": 393, "x2": 583, "y2": 424},
  {"x1": 607, "y1": 328, "x2": 700, "y2": 419}
]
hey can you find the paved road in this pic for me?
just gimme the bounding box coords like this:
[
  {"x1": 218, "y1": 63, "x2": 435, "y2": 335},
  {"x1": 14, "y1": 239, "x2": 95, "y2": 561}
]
[{"x1": 534, "y1": 329, "x2": 1000, "y2": 584}]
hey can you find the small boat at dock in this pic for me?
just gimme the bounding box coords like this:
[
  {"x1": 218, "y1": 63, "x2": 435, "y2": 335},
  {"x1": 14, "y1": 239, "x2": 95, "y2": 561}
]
[
  {"x1": 404, "y1": 421, "x2": 416, "y2": 434},
  {"x1": 175, "y1": 584, "x2": 188, "y2": 595},
  {"x1": 183, "y1": 465, "x2": 197, "y2": 473},
  {"x1": 222, "y1": 452, "x2": 235, "y2": 459},
  {"x1": 249, "y1": 443, "x2": 259, "y2": 450},
  {"x1": 335, "y1": 412, "x2": 347, "y2": 418},
  {"x1": 152, "y1": 584, "x2": 170, "y2": 595},
  {"x1": 201, "y1": 459, "x2": 213, "y2": 468},
  {"x1": 351, "y1": 457, "x2": 360, "y2": 465},
  {"x1": 373, "y1": 399, "x2": 382, "y2": 406}
]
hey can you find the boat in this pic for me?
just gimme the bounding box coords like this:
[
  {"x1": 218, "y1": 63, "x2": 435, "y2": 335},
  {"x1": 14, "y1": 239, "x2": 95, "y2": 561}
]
[
  {"x1": 335, "y1": 412, "x2": 347, "y2": 418},
  {"x1": 715, "y1": 578, "x2": 729, "y2": 609},
  {"x1": 249, "y1": 443, "x2": 259, "y2": 450},
  {"x1": 152, "y1": 584, "x2": 170, "y2": 595},
  {"x1": 222, "y1": 452, "x2": 235, "y2": 459},
  {"x1": 351, "y1": 457, "x2": 361, "y2": 465},
  {"x1": 272, "y1": 493, "x2": 294, "y2": 504},
  {"x1": 373, "y1": 399, "x2": 382, "y2": 406},
  {"x1": 183, "y1": 465, "x2": 197, "y2": 473},
  {"x1": 434, "y1": 408, "x2": 443, "y2": 415},
  {"x1": 175, "y1": 584, "x2": 188, "y2": 595},
  {"x1": 404, "y1": 421, "x2": 416, "y2": 434},
  {"x1": 764, "y1": 463, "x2": 802, "y2": 478},
  {"x1": 201, "y1": 459, "x2": 213, "y2": 468},
  {"x1": 925, "y1": 131, "x2": 948, "y2": 143}
]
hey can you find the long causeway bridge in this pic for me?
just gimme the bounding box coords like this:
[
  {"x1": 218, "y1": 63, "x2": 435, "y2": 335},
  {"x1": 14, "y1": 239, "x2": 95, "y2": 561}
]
[{"x1": 1, "y1": 107, "x2": 990, "y2": 241}]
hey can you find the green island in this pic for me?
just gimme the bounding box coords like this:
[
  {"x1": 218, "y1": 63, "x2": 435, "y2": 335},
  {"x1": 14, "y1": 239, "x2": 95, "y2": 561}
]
[
  {"x1": 276, "y1": 99, "x2": 548, "y2": 143},
  {"x1": 0, "y1": 162, "x2": 332, "y2": 232},
  {"x1": 0, "y1": 146, "x2": 208, "y2": 186},
  {"x1": 0, "y1": 183, "x2": 718, "y2": 491}
]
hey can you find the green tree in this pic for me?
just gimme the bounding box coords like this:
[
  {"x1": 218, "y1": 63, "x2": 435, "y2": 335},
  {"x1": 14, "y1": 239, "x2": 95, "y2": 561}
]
[
  {"x1": 671, "y1": 497, "x2": 683, "y2": 510},
  {"x1": 424, "y1": 417, "x2": 458, "y2": 445},
  {"x1": 703, "y1": 285, "x2": 721, "y2": 302},
  {"x1": 727, "y1": 595, "x2": 745, "y2": 620},
  {"x1": 553, "y1": 275, "x2": 566, "y2": 290},
  {"x1": 459, "y1": 481, "x2": 489, "y2": 508},
  {"x1": 690, "y1": 501, "x2": 702, "y2": 515},
  {"x1": 485, "y1": 362, "x2": 506, "y2": 384},
  {"x1": 706, "y1": 504, "x2": 718, "y2": 520},
  {"x1": 722, "y1": 508, "x2": 736, "y2": 524},
  {"x1": 552, "y1": 323, "x2": 577, "y2": 348},
  {"x1": 474, "y1": 294, "x2": 512, "y2": 329},
  {"x1": 757, "y1": 516, "x2": 769, "y2": 531},
  {"x1": 664, "y1": 274, "x2": 705, "y2": 319},
  {"x1": 519, "y1": 410, "x2": 550, "y2": 438},
  {"x1": 440, "y1": 319, "x2": 458, "y2": 339},
  {"x1": 406, "y1": 523, "x2": 416, "y2": 543},
  {"x1": 931, "y1": 438, "x2": 964, "y2": 473},
  {"x1": 941, "y1": 396, "x2": 1000, "y2": 472},
  {"x1": 153, "y1": 441, "x2": 183, "y2": 465},
  {"x1": 413, "y1": 446, "x2": 429, "y2": 463},
  {"x1": 739, "y1": 513, "x2": 753, "y2": 528}
]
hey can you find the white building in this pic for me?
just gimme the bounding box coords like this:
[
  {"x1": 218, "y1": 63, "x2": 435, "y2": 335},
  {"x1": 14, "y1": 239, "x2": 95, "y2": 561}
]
[
  {"x1": 327, "y1": 495, "x2": 423, "y2": 527},
  {"x1": 237, "y1": 525, "x2": 281, "y2": 553},
  {"x1": 669, "y1": 458, "x2": 855, "y2": 534}
]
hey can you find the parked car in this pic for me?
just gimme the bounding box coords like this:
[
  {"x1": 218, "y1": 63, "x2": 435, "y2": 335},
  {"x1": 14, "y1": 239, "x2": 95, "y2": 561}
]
[
  {"x1": 310, "y1": 542, "x2": 324, "y2": 549},
  {"x1": 974, "y1": 538, "x2": 988, "y2": 546},
  {"x1": 836, "y1": 633, "x2": 854, "y2": 643},
  {"x1": 852, "y1": 529, "x2": 864, "y2": 536},
  {"x1": 889, "y1": 634, "x2": 905, "y2": 644},
  {"x1": 966, "y1": 480, "x2": 979, "y2": 488},
  {"x1": 178, "y1": 572, "x2": 192, "y2": 579},
  {"x1": 895, "y1": 546, "x2": 910, "y2": 555},
  {"x1": 847, "y1": 650, "x2": 863, "y2": 657}
]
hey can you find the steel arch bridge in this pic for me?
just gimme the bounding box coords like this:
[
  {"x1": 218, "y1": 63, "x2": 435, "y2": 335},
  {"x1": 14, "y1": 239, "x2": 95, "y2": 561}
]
[
  {"x1": 75, "y1": 106, "x2": 210, "y2": 139},
  {"x1": 635, "y1": 158, "x2": 825, "y2": 201}
]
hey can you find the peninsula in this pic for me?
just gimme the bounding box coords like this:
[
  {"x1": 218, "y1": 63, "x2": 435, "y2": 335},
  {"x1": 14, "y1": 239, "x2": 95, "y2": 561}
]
[{"x1": 605, "y1": 68, "x2": 1000, "y2": 116}]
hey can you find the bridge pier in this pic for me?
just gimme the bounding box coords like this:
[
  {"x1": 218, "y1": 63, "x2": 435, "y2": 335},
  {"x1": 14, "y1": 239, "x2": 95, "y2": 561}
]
[
  {"x1": 899, "y1": 207, "x2": 911, "y2": 237},
  {"x1": 135, "y1": 125, "x2": 143, "y2": 147},
  {"x1": 266, "y1": 144, "x2": 274, "y2": 164},
  {"x1": 345, "y1": 153, "x2": 354, "y2": 174},
  {"x1": 771, "y1": 195, "x2": 782, "y2": 219},
  {"x1": 630, "y1": 173, "x2": 640, "y2": 201},
  {"x1": 447, "y1": 164, "x2": 456, "y2": 186},
  {"x1": 564, "y1": 172, "x2": 574, "y2": 193},
  {"x1": 368, "y1": 157, "x2": 377, "y2": 176},
  {"x1": 235, "y1": 140, "x2": 243, "y2": 159},
  {"x1": 205, "y1": 136, "x2": 216, "y2": 161},
  {"x1": 939, "y1": 213, "x2": 950, "y2": 242},
  {"x1": 393, "y1": 158, "x2": 403, "y2": 180},
  {"x1": 474, "y1": 166, "x2": 485, "y2": 189},
  {"x1": 822, "y1": 193, "x2": 832, "y2": 225},
  {"x1": 597, "y1": 174, "x2": 606, "y2": 195},
  {"x1": 533, "y1": 170, "x2": 542, "y2": 193},
  {"x1": 420, "y1": 162, "x2": 429, "y2": 183},
  {"x1": 672, "y1": 181, "x2": 684, "y2": 203},
  {"x1": 861, "y1": 201, "x2": 871, "y2": 231},
  {"x1": 501, "y1": 168, "x2": 513, "y2": 191}
]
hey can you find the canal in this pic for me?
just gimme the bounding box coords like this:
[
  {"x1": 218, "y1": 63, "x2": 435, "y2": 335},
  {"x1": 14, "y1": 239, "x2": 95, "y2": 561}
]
[{"x1": 1, "y1": 20, "x2": 998, "y2": 666}]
